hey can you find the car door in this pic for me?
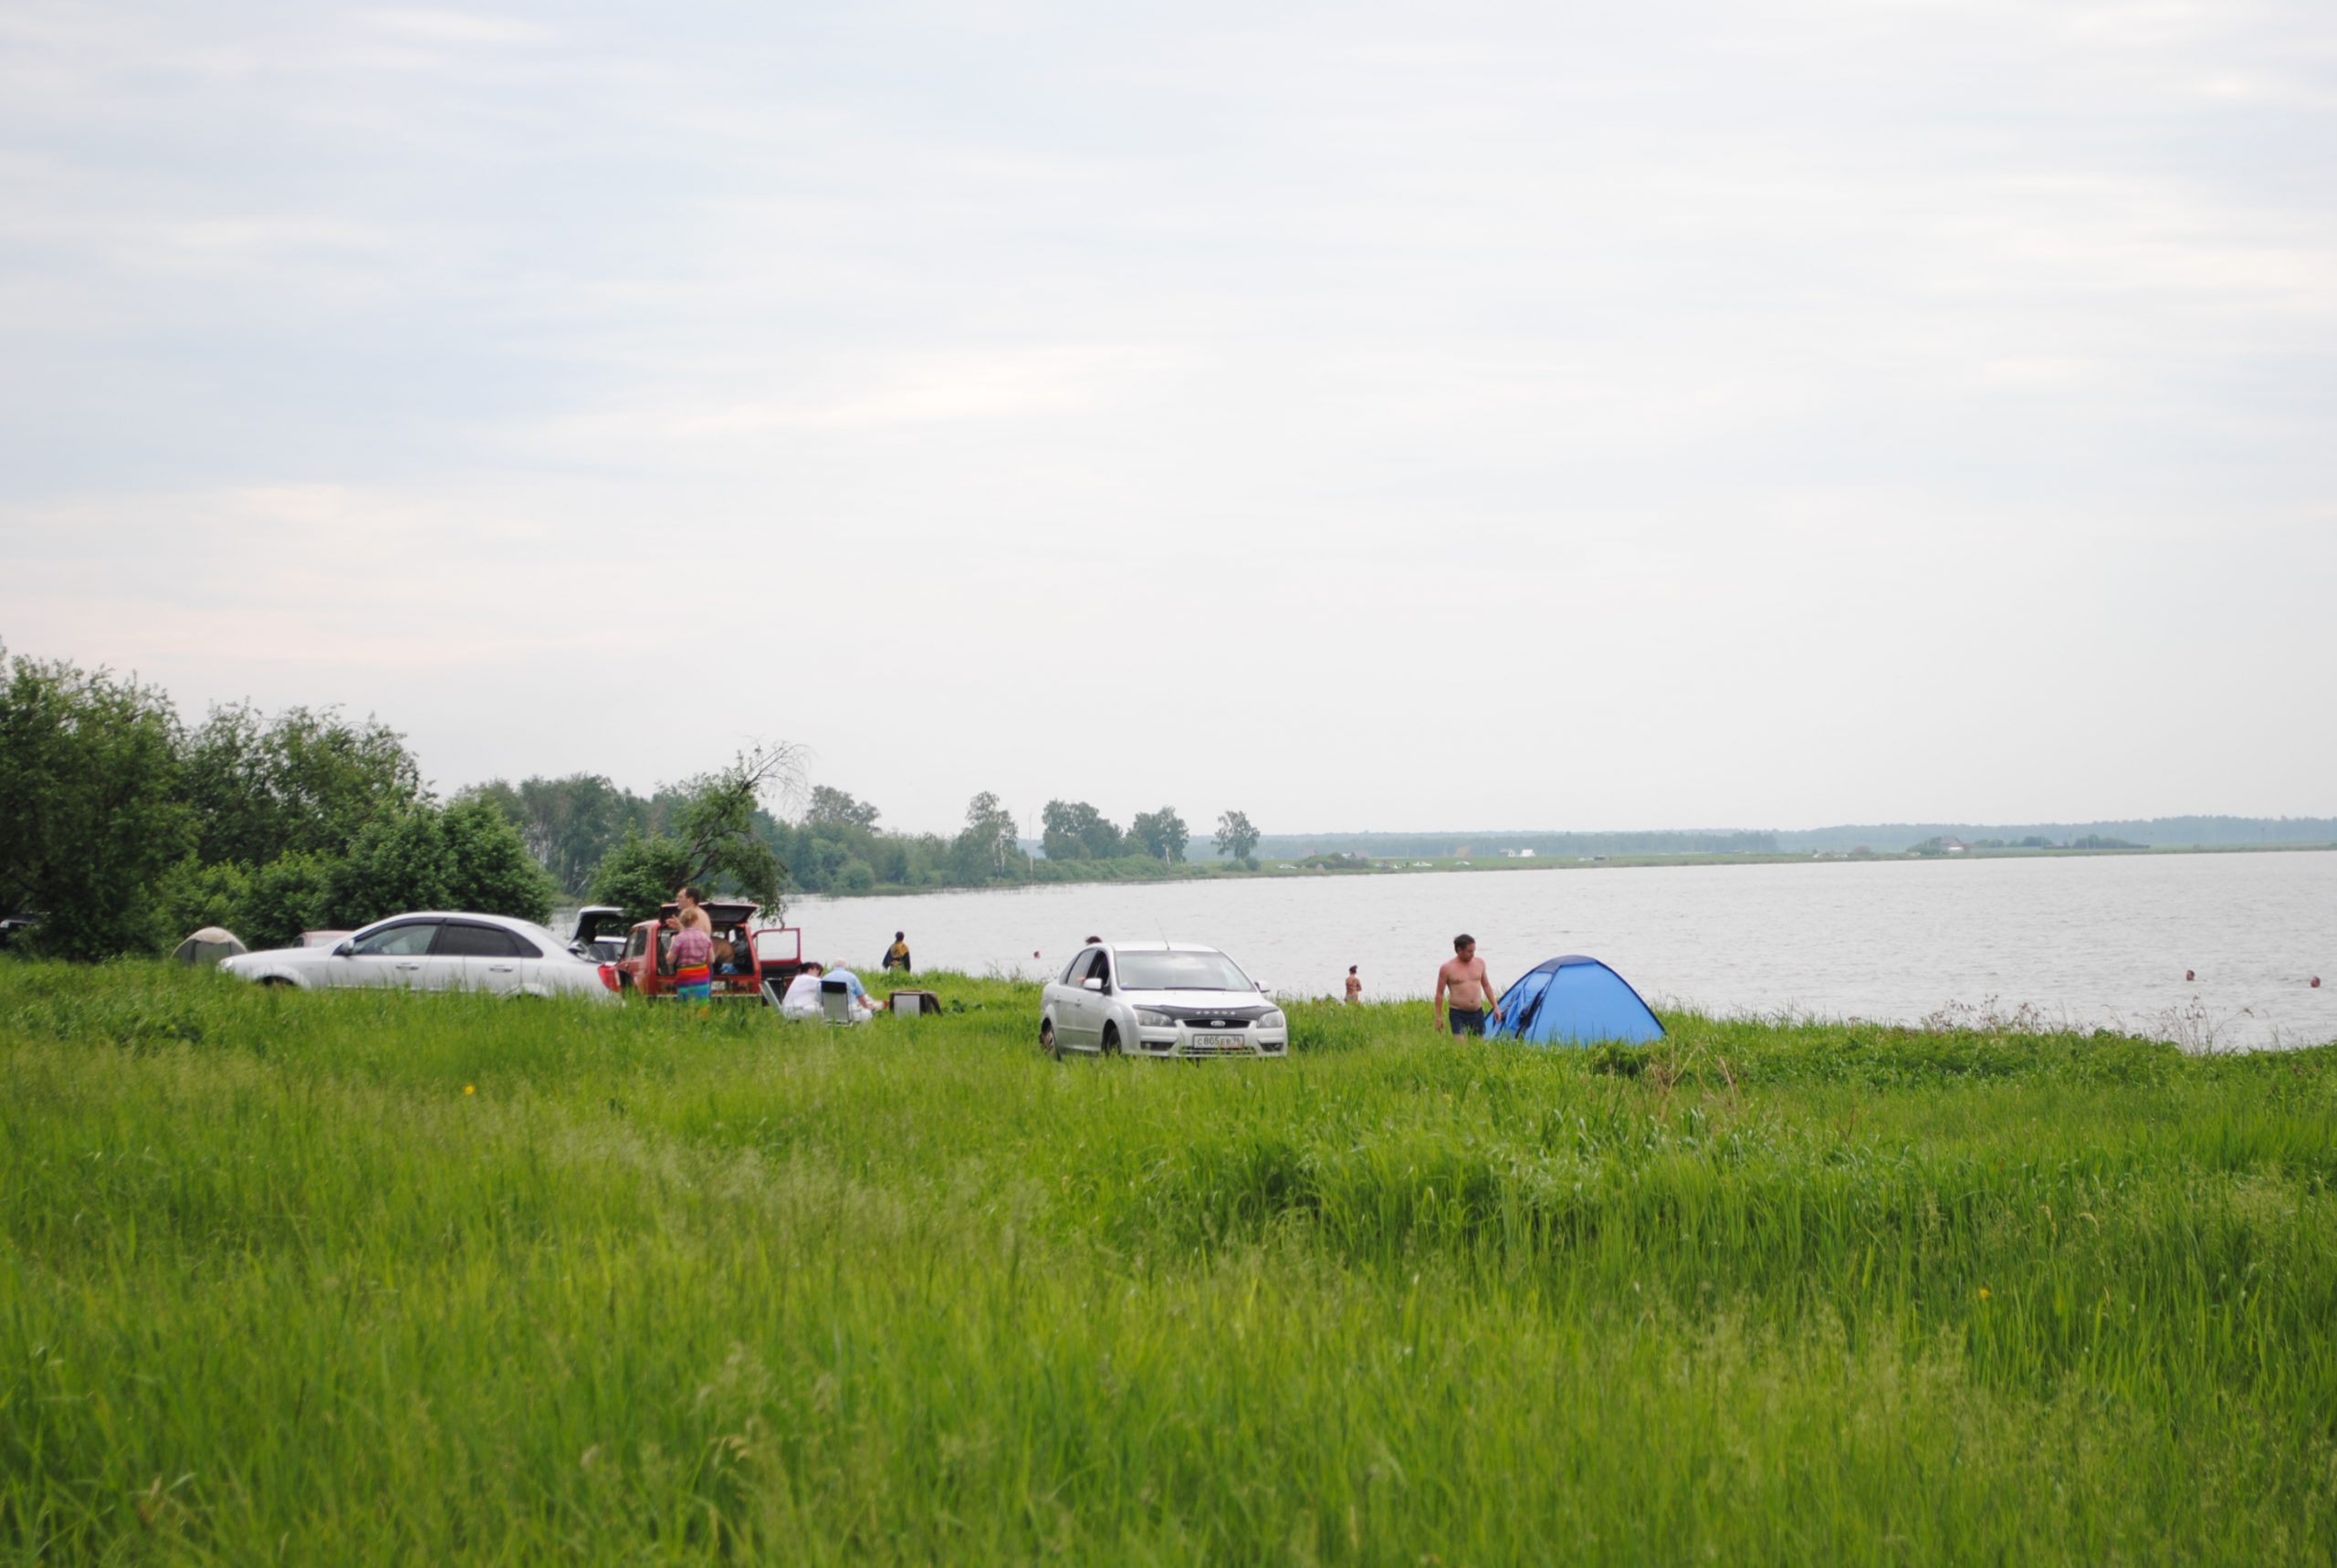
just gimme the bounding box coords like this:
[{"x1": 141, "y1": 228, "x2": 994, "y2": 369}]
[
  {"x1": 431, "y1": 920, "x2": 528, "y2": 995},
  {"x1": 338, "y1": 919, "x2": 442, "y2": 988},
  {"x1": 1085, "y1": 947, "x2": 1120, "y2": 1048},
  {"x1": 1053, "y1": 949, "x2": 1097, "y2": 1047}
]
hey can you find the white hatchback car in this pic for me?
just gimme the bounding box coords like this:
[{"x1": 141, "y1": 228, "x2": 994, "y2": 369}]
[
  {"x1": 220, "y1": 912, "x2": 616, "y2": 1002},
  {"x1": 1040, "y1": 941, "x2": 1288, "y2": 1059}
]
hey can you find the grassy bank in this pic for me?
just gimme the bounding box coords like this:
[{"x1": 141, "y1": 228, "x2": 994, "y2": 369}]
[{"x1": 4, "y1": 965, "x2": 2333, "y2": 1563}]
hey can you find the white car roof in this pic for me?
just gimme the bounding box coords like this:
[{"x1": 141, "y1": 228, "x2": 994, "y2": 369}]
[
  {"x1": 357, "y1": 911, "x2": 566, "y2": 946},
  {"x1": 1095, "y1": 940, "x2": 1223, "y2": 953},
  {"x1": 359, "y1": 911, "x2": 538, "y2": 932}
]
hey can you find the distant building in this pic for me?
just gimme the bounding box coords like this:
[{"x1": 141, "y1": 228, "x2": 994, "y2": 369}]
[
  {"x1": 1499, "y1": 848, "x2": 1537, "y2": 859},
  {"x1": 1941, "y1": 836, "x2": 1969, "y2": 854}
]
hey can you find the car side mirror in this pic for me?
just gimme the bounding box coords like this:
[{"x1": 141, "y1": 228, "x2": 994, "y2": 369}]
[
  {"x1": 332, "y1": 939, "x2": 355, "y2": 956},
  {"x1": 1082, "y1": 977, "x2": 1104, "y2": 992}
]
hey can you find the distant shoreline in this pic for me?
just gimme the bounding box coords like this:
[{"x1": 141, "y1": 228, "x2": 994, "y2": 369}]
[{"x1": 797, "y1": 839, "x2": 2337, "y2": 901}]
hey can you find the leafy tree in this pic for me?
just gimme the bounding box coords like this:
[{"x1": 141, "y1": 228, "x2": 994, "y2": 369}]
[
  {"x1": 459, "y1": 773, "x2": 648, "y2": 894},
  {"x1": 320, "y1": 800, "x2": 555, "y2": 931},
  {"x1": 0, "y1": 650, "x2": 194, "y2": 957},
  {"x1": 1043, "y1": 800, "x2": 1125, "y2": 861},
  {"x1": 804, "y1": 786, "x2": 882, "y2": 832},
  {"x1": 182, "y1": 702, "x2": 423, "y2": 866},
  {"x1": 1131, "y1": 807, "x2": 1189, "y2": 863},
  {"x1": 586, "y1": 744, "x2": 802, "y2": 920},
  {"x1": 952, "y1": 791, "x2": 1022, "y2": 883},
  {"x1": 243, "y1": 852, "x2": 338, "y2": 949},
  {"x1": 584, "y1": 832, "x2": 697, "y2": 924},
  {"x1": 164, "y1": 850, "x2": 342, "y2": 952},
  {"x1": 158, "y1": 857, "x2": 254, "y2": 942},
  {"x1": 1214, "y1": 810, "x2": 1260, "y2": 864},
  {"x1": 439, "y1": 799, "x2": 560, "y2": 916}
]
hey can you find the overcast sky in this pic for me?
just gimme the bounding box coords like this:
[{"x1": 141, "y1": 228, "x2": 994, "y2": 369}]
[{"x1": 4, "y1": 0, "x2": 2332, "y2": 837}]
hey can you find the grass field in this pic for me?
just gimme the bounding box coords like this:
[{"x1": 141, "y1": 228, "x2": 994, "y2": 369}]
[{"x1": 4, "y1": 964, "x2": 2333, "y2": 1564}]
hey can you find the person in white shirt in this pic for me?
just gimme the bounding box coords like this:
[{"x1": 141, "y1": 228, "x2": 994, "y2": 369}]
[
  {"x1": 779, "y1": 962, "x2": 877, "y2": 1022},
  {"x1": 780, "y1": 962, "x2": 826, "y2": 1019}
]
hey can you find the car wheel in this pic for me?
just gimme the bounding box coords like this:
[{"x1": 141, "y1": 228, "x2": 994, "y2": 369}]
[
  {"x1": 1100, "y1": 1023, "x2": 1122, "y2": 1057},
  {"x1": 260, "y1": 977, "x2": 294, "y2": 989},
  {"x1": 1041, "y1": 1019, "x2": 1064, "y2": 1061}
]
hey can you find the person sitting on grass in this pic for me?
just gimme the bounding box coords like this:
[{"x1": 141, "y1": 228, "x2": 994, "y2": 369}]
[
  {"x1": 779, "y1": 962, "x2": 826, "y2": 1019},
  {"x1": 778, "y1": 962, "x2": 877, "y2": 1022}
]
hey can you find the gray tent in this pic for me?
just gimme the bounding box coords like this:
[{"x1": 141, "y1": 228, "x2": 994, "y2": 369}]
[{"x1": 172, "y1": 926, "x2": 248, "y2": 966}]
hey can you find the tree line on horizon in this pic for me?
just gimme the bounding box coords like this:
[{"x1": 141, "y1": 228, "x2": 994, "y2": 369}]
[
  {"x1": 19, "y1": 646, "x2": 2321, "y2": 964},
  {"x1": 466, "y1": 773, "x2": 1269, "y2": 898},
  {"x1": 0, "y1": 646, "x2": 1271, "y2": 958},
  {"x1": 1251, "y1": 814, "x2": 2337, "y2": 861}
]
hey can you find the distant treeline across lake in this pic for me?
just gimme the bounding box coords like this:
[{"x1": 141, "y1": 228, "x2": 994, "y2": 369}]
[{"x1": 1242, "y1": 815, "x2": 2337, "y2": 861}]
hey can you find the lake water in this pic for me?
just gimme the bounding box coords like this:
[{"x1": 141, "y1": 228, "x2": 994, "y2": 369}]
[{"x1": 791, "y1": 850, "x2": 2337, "y2": 1051}]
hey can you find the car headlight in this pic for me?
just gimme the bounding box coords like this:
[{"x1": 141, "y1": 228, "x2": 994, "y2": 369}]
[
  {"x1": 1135, "y1": 1009, "x2": 1177, "y2": 1028},
  {"x1": 1260, "y1": 1009, "x2": 1286, "y2": 1030}
]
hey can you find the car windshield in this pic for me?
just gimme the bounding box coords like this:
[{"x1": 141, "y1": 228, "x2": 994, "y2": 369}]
[{"x1": 1115, "y1": 949, "x2": 1254, "y2": 992}]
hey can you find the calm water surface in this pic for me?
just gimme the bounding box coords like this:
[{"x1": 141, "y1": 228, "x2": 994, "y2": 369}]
[{"x1": 791, "y1": 851, "x2": 2336, "y2": 1050}]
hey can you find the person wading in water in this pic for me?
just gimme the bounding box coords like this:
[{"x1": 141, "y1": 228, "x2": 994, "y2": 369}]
[{"x1": 1434, "y1": 934, "x2": 1501, "y2": 1037}]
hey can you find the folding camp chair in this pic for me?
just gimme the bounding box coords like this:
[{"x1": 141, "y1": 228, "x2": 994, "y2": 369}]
[{"x1": 819, "y1": 978, "x2": 856, "y2": 1025}]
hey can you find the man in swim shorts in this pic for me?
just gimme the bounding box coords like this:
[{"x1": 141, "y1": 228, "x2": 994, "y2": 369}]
[{"x1": 1435, "y1": 934, "x2": 1502, "y2": 1036}]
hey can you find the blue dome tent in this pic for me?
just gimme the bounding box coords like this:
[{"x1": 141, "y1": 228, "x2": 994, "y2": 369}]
[{"x1": 1486, "y1": 956, "x2": 1665, "y2": 1046}]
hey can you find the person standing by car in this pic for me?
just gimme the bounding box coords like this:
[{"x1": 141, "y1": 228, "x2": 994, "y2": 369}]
[
  {"x1": 1435, "y1": 935, "x2": 1501, "y2": 1037},
  {"x1": 670, "y1": 885, "x2": 714, "y2": 1006},
  {"x1": 881, "y1": 931, "x2": 912, "y2": 974}
]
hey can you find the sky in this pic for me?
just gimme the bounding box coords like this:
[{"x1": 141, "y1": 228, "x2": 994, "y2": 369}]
[{"x1": 4, "y1": 0, "x2": 2332, "y2": 839}]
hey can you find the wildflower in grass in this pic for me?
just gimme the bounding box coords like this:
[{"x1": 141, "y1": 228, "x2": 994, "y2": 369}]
[
  {"x1": 1979, "y1": 1286, "x2": 1991, "y2": 1300},
  {"x1": 465, "y1": 1084, "x2": 476, "y2": 1095}
]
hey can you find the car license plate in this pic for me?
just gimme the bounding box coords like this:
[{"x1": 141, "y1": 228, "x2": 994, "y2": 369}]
[{"x1": 1194, "y1": 1032, "x2": 1247, "y2": 1048}]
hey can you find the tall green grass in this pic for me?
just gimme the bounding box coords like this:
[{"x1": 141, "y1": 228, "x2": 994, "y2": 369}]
[{"x1": 3, "y1": 963, "x2": 2332, "y2": 1563}]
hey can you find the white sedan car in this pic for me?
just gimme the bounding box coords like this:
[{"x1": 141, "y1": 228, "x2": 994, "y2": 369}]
[
  {"x1": 1040, "y1": 941, "x2": 1288, "y2": 1059},
  {"x1": 219, "y1": 912, "x2": 616, "y2": 1002}
]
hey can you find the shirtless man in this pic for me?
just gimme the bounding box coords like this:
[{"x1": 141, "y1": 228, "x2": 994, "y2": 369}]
[
  {"x1": 1345, "y1": 966, "x2": 1362, "y2": 1004},
  {"x1": 1434, "y1": 934, "x2": 1501, "y2": 1036}
]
